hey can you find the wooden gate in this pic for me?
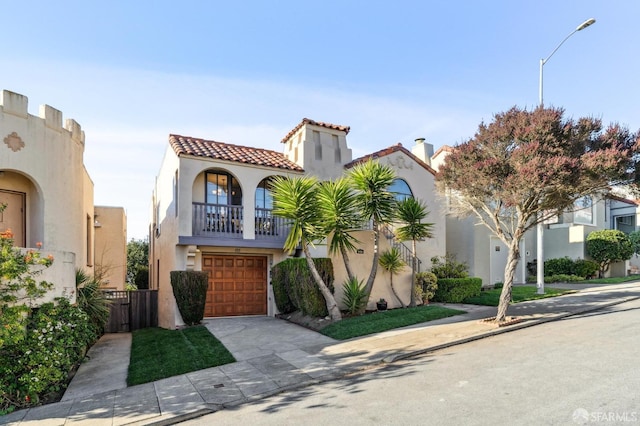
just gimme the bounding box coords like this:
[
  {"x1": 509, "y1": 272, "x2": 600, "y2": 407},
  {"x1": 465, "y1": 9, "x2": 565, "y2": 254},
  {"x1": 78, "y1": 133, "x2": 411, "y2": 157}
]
[{"x1": 104, "y1": 290, "x2": 158, "y2": 332}]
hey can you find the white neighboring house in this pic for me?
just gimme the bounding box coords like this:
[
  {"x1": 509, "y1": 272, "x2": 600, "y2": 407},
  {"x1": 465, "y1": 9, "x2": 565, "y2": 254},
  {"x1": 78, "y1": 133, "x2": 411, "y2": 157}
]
[
  {"x1": 0, "y1": 90, "x2": 127, "y2": 302},
  {"x1": 149, "y1": 119, "x2": 446, "y2": 329},
  {"x1": 608, "y1": 194, "x2": 640, "y2": 275},
  {"x1": 434, "y1": 144, "x2": 635, "y2": 286}
]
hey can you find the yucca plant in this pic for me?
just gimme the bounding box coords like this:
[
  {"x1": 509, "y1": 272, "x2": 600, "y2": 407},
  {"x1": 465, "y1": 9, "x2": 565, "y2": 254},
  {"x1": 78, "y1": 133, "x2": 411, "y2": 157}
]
[
  {"x1": 75, "y1": 268, "x2": 111, "y2": 338},
  {"x1": 341, "y1": 276, "x2": 368, "y2": 316},
  {"x1": 379, "y1": 247, "x2": 407, "y2": 308}
]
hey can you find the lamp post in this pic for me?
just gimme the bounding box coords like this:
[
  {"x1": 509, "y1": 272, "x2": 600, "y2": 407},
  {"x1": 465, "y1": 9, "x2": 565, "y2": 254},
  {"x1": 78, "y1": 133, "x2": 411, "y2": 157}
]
[{"x1": 536, "y1": 17, "x2": 596, "y2": 295}]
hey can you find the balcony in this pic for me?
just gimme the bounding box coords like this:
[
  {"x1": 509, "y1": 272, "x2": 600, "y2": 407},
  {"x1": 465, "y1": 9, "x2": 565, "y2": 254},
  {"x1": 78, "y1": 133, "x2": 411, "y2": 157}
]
[
  {"x1": 184, "y1": 202, "x2": 290, "y2": 248},
  {"x1": 193, "y1": 202, "x2": 244, "y2": 238}
]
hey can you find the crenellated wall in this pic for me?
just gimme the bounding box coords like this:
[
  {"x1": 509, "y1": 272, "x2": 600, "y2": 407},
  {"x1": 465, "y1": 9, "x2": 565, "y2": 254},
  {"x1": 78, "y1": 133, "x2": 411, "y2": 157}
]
[{"x1": 0, "y1": 90, "x2": 99, "y2": 303}]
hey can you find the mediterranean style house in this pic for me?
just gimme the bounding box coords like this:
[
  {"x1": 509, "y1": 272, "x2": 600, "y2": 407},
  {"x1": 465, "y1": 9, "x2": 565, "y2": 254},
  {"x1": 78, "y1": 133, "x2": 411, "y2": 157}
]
[
  {"x1": 149, "y1": 119, "x2": 446, "y2": 329},
  {"x1": 0, "y1": 90, "x2": 127, "y2": 301}
]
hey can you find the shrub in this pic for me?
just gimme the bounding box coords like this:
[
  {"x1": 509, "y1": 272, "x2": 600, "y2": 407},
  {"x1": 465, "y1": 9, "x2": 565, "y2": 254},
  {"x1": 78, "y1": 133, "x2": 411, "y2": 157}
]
[
  {"x1": 573, "y1": 259, "x2": 599, "y2": 280},
  {"x1": 271, "y1": 262, "x2": 295, "y2": 314},
  {"x1": 586, "y1": 229, "x2": 634, "y2": 277},
  {"x1": 270, "y1": 258, "x2": 334, "y2": 317},
  {"x1": 170, "y1": 271, "x2": 209, "y2": 325},
  {"x1": 544, "y1": 257, "x2": 575, "y2": 276},
  {"x1": 0, "y1": 228, "x2": 53, "y2": 307},
  {"x1": 134, "y1": 266, "x2": 149, "y2": 289},
  {"x1": 544, "y1": 274, "x2": 583, "y2": 284},
  {"x1": 493, "y1": 282, "x2": 504, "y2": 290},
  {"x1": 75, "y1": 269, "x2": 111, "y2": 337},
  {"x1": 432, "y1": 277, "x2": 482, "y2": 303},
  {"x1": 1, "y1": 298, "x2": 95, "y2": 412},
  {"x1": 341, "y1": 277, "x2": 367, "y2": 315},
  {"x1": 430, "y1": 253, "x2": 469, "y2": 279},
  {"x1": 629, "y1": 230, "x2": 640, "y2": 256},
  {"x1": 414, "y1": 272, "x2": 438, "y2": 303},
  {"x1": 543, "y1": 257, "x2": 599, "y2": 280}
]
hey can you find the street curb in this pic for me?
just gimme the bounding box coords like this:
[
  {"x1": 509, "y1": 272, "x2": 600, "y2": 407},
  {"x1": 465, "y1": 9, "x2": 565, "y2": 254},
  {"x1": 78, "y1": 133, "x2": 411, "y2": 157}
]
[{"x1": 381, "y1": 295, "x2": 640, "y2": 363}]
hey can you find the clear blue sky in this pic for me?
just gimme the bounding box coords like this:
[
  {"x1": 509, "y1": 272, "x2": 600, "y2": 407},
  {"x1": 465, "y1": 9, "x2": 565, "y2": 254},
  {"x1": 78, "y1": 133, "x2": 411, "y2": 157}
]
[{"x1": 2, "y1": 1, "x2": 638, "y2": 240}]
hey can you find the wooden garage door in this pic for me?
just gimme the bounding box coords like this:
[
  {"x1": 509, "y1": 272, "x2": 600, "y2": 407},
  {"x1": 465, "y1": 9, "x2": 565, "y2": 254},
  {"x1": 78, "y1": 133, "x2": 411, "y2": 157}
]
[{"x1": 202, "y1": 255, "x2": 267, "y2": 317}]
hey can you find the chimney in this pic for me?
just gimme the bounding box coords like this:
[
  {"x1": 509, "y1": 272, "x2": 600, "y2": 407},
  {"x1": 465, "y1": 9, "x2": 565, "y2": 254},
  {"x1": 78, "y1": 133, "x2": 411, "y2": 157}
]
[{"x1": 411, "y1": 137, "x2": 434, "y2": 166}]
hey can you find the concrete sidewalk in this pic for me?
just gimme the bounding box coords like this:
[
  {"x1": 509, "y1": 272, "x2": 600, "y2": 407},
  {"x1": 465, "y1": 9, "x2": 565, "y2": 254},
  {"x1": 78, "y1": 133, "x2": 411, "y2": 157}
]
[{"x1": 3, "y1": 282, "x2": 639, "y2": 426}]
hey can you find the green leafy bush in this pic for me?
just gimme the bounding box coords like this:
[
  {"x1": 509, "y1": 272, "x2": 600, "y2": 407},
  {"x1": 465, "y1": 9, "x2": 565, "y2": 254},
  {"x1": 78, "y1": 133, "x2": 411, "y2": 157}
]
[
  {"x1": 543, "y1": 257, "x2": 599, "y2": 280},
  {"x1": 75, "y1": 269, "x2": 111, "y2": 336},
  {"x1": 573, "y1": 259, "x2": 599, "y2": 279},
  {"x1": 414, "y1": 272, "x2": 438, "y2": 303},
  {"x1": 544, "y1": 274, "x2": 583, "y2": 284},
  {"x1": 430, "y1": 253, "x2": 469, "y2": 279},
  {"x1": 586, "y1": 229, "x2": 634, "y2": 277},
  {"x1": 170, "y1": 271, "x2": 209, "y2": 325},
  {"x1": 271, "y1": 263, "x2": 295, "y2": 314},
  {"x1": 271, "y1": 258, "x2": 334, "y2": 317},
  {"x1": 0, "y1": 228, "x2": 53, "y2": 307},
  {"x1": 134, "y1": 266, "x2": 150, "y2": 289},
  {"x1": 341, "y1": 277, "x2": 367, "y2": 315},
  {"x1": 432, "y1": 277, "x2": 482, "y2": 303},
  {"x1": 544, "y1": 257, "x2": 575, "y2": 276},
  {"x1": 1, "y1": 298, "x2": 95, "y2": 412}
]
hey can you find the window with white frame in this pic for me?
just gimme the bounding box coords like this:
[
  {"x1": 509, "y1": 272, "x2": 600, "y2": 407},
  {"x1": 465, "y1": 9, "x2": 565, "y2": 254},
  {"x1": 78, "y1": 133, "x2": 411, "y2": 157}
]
[
  {"x1": 615, "y1": 215, "x2": 635, "y2": 234},
  {"x1": 573, "y1": 196, "x2": 593, "y2": 225}
]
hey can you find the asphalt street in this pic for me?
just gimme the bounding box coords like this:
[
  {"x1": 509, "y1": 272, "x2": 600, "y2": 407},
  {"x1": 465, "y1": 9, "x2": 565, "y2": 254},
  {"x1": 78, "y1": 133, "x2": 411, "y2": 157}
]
[{"x1": 182, "y1": 298, "x2": 640, "y2": 426}]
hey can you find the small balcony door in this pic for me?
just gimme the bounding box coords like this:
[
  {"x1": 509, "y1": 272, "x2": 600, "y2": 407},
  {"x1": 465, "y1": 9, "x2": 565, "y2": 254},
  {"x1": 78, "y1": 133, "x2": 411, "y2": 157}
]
[{"x1": 0, "y1": 190, "x2": 26, "y2": 247}]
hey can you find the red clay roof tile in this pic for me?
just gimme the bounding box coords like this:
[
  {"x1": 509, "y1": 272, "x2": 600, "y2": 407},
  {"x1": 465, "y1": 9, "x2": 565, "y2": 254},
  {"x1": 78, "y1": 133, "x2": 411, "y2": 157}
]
[
  {"x1": 345, "y1": 143, "x2": 437, "y2": 175},
  {"x1": 281, "y1": 118, "x2": 350, "y2": 143},
  {"x1": 169, "y1": 134, "x2": 303, "y2": 171}
]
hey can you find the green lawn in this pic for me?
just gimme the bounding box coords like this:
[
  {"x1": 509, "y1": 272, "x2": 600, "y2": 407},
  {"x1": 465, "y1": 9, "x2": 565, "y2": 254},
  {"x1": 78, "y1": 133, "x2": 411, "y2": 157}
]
[
  {"x1": 320, "y1": 305, "x2": 465, "y2": 340},
  {"x1": 576, "y1": 275, "x2": 640, "y2": 284},
  {"x1": 128, "y1": 326, "x2": 235, "y2": 386},
  {"x1": 462, "y1": 286, "x2": 573, "y2": 306}
]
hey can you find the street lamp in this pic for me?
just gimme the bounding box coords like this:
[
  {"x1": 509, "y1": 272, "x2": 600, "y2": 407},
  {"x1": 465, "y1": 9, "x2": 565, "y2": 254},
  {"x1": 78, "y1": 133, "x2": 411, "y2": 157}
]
[{"x1": 536, "y1": 17, "x2": 596, "y2": 295}]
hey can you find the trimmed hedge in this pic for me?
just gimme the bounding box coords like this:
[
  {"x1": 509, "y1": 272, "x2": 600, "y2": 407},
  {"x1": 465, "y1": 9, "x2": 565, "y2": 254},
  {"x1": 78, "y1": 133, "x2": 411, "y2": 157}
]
[
  {"x1": 170, "y1": 271, "x2": 209, "y2": 325},
  {"x1": 271, "y1": 258, "x2": 334, "y2": 317},
  {"x1": 544, "y1": 257, "x2": 575, "y2": 276},
  {"x1": 543, "y1": 257, "x2": 599, "y2": 279},
  {"x1": 432, "y1": 277, "x2": 482, "y2": 303}
]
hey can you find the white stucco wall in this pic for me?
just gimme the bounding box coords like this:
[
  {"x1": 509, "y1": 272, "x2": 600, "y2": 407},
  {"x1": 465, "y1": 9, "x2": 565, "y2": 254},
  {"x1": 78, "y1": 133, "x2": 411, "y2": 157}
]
[
  {"x1": 0, "y1": 90, "x2": 96, "y2": 303},
  {"x1": 282, "y1": 123, "x2": 352, "y2": 181},
  {"x1": 150, "y1": 144, "x2": 307, "y2": 328}
]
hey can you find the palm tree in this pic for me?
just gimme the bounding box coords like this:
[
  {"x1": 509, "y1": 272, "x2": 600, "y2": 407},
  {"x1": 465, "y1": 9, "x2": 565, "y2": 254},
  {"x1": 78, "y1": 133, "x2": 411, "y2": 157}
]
[
  {"x1": 347, "y1": 159, "x2": 396, "y2": 303},
  {"x1": 271, "y1": 175, "x2": 342, "y2": 321},
  {"x1": 378, "y1": 247, "x2": 407, "y2": 308},
  {"x1": 395, "y1": 197, "x2": 434, "y2": 307},
  {"x1": 317, "y1": 178, "x2": 360, "y2": 282}
]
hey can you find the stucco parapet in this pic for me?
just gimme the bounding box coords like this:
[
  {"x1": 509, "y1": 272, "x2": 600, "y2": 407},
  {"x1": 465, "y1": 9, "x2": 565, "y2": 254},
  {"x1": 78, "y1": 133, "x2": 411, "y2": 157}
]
[
  {"x1": 1, "y1": 89, "x2": 85, "y2": 145},
  {"x1": 40, "y1": 104, "x2": 63, "y2": 131},
  {"x1": 1, "y1": 90, "x2": 28, "y2": 118},
  {"x1": 64, "y1": 118, "x2": 85, "y2": 146}
]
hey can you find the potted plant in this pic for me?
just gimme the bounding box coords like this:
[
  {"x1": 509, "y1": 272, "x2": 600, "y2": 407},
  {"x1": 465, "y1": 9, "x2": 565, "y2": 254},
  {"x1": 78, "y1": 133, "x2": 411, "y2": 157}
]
[{"x1": 376, "y1": 298, "x2": 388, "y2": 311}]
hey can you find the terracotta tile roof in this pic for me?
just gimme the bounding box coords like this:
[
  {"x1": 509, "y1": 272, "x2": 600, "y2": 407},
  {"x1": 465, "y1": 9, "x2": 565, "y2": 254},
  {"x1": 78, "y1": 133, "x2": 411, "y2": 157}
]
[
  {"x1": 281, "y1": 118, "x2": 350, "y2": 143},
  {"x1": 344, "y1": 143, "x2": 437, "y2": 176},
  {"x1": 169, "y1": 134, "x2": 303, "y2": 171},
  {"x1": 608, "y1": 194, "x2": 640, "y2": 205},
  {"x1": 432, "y1": 145, "x2": 454, "y2": 159}
]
